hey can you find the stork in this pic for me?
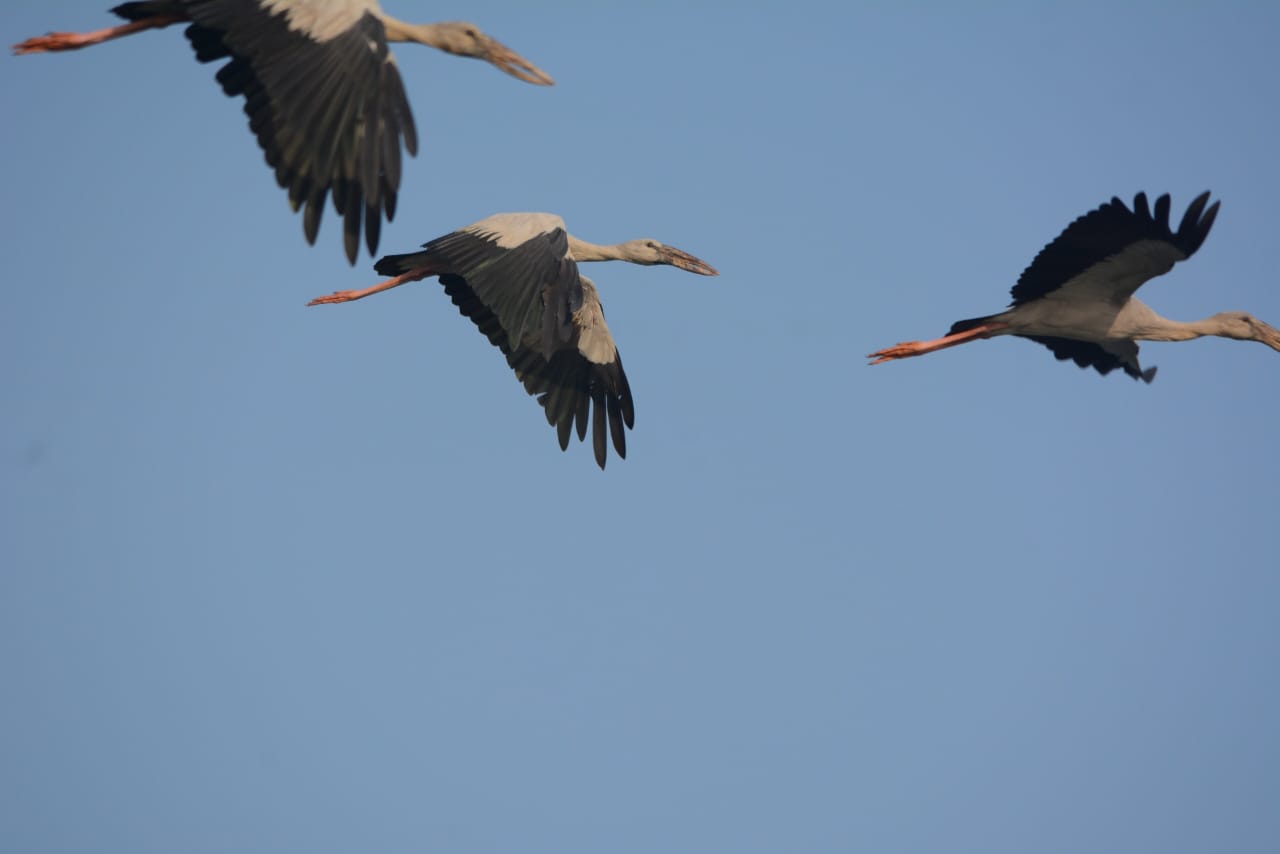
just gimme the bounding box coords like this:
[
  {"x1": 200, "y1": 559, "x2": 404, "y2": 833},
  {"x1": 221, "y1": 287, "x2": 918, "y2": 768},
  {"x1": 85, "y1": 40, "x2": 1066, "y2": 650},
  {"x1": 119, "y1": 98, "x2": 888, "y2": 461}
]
[
  {"x1": 868, "y1": 192, "x2": 1280, "y2": 381},
  {"x1": 308, "y1": 213, "x2": 719, "y2": 469},
  {"x1": 13, "y1": 1, "x2": 554, "y2": 264}
]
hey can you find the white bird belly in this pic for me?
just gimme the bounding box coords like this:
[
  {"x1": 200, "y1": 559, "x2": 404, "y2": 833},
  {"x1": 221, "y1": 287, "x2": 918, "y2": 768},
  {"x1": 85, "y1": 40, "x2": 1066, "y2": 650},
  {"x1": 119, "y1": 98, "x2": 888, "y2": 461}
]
[{"x1": 1003, "y1": 296, "x2": 1134, "y2": 342}]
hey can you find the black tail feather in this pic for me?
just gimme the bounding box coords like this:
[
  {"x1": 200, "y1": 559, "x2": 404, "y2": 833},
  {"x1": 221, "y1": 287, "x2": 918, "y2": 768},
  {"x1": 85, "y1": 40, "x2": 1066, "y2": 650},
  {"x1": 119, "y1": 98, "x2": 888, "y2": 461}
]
[
  {"x1": 111, "y1": 2, "x2": 182, "y2": 22},
  {"x1": 373, "y1": 252, "x2": 429, "y2": 277},
  {"x1": 947, "y1": 314, "x2": 999, "y2": 336}
]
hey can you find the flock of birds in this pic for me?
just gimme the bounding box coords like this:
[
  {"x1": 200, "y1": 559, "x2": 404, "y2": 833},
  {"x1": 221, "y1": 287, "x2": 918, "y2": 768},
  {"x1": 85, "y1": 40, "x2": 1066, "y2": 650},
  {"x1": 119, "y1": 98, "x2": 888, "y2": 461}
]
[{"x1": 16, "y1": 1, "x2": 1280, "y2": 469}]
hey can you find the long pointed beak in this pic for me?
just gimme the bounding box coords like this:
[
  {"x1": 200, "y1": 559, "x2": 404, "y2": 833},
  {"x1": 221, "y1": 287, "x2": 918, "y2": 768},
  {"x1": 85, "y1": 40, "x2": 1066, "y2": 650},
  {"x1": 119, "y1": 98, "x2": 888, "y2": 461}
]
[
  {"x1": 483, "y1": 36, "x2": 554, "y2": 85},
  {"x1": 1259, "y1": 319, "x2": 1280, "y2": 352},
  {"x1": 660, "y1": 245, "x2": 719, "y2": 276}
]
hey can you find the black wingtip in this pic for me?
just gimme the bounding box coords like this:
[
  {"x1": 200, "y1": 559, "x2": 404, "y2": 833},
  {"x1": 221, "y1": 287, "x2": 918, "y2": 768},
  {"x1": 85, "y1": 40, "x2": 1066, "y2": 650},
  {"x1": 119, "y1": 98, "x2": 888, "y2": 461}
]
[
  {"x1": 1174, "y1": 191, "x2": 1218, "y2": 257},
  {"x1": 592, "y1": 392, "x2": 607, "y2": 469},
  {"x1": 1198, "y1": 200, "x2": 1221, "y2": 240},
  {"x1": 1126, "y1": 190, "x2": 1217, "y2": 259},
  {"x1": 575, "y1": 394, "x2": 590, "y2": 442},
  {"x1": 607, "y1": 395, "x2": 627, "y2": 462},
  {"x1": 1152, "y1": 193, "x2": 1172, "y2": 228},
  {"x1": 342, "y1": 203, "x2": 361, "y2": 266},
  {"x1": 302, "y1": 196, "x2": 322, "y2": 246},
  {"x1": 1180, "y1": 191, "x2": 1212, "y2": 227},
  {"x1": 364, "y1": 202, "x2": 381, "y2": 259},
  {"x1": 556, "y1": 412, "x2": 573, "y2": 451}
]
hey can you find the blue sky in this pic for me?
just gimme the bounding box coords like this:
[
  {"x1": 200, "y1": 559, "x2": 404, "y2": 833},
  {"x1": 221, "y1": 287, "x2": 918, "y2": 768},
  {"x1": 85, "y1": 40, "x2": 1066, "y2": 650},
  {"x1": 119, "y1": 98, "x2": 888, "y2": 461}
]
[{"x1": 3, "y1": 2, "x2": 1278, "y2": 852}]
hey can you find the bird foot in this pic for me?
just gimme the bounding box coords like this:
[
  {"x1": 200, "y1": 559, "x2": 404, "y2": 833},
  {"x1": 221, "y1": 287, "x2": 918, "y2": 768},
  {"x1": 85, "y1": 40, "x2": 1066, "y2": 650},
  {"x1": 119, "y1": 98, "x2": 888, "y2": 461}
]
[
  {"x1": 13, "y1": 17, "x2": 183, "y2": 55},
  {"x1": 867, "y1": 343, "x2": 925, "y2": 365},
  {"x1": 307, "y1": 291, "x2": 363, "y2": 306},
  {"x1": 13, "y1": 32, "x2": 92, "y2": 54}
]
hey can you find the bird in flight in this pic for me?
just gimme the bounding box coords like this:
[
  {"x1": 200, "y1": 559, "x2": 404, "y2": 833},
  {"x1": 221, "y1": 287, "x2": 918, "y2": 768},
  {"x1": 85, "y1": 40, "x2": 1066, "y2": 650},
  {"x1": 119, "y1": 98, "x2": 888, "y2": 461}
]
[
  {"x1": 13, "y1": 1, "x2": 555, "y2": 263},
  {"x1": 868, "y1": 192, "x2": 1280, "y2": 381},
  {"x1": 308, "y1": 212, "x2": 720, "y2": 469}
]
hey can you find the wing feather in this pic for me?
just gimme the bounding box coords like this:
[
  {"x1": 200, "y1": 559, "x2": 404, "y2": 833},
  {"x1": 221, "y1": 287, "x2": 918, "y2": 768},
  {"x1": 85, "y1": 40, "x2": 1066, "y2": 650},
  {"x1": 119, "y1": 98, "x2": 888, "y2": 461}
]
[
  {"x1": 176, "y1": 0, "x2": 416, "y2": 263},
  {"x1": 431, "y1": 269, "x2": 633, "y2": 470},
  {"x1": 1010, "y1": 192, "x2": 1219, "y2": 307},
  {"x1": 1021, "y1": 335, "x2": 1156, "y2": 383}
]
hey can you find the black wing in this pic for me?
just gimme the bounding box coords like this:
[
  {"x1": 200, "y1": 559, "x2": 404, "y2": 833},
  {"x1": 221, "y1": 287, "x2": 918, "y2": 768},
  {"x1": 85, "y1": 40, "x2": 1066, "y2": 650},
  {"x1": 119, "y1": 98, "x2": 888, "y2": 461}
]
[
  {"x1": 438, "y1": 272, "x2": 634, "y2": 470},
  {"x1": 1020, "y1": 335, "x2": 1156, "y2": 383},
  {"x1": 395, "y1": 224, "x2": 584, "y2": 359},
  {"x1": 1009, "y1": 191, "x2": 1219, "y2": 307},
  {"x1": 119, "y1": 0, "x2": 418, "y2": 264}
]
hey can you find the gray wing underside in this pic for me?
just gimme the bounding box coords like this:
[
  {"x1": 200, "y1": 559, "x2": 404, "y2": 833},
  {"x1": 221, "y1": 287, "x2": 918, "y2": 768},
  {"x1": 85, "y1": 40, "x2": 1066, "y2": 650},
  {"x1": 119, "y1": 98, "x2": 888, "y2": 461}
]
[
  {"x1": 417, "y1": 227, "x2": 584, "y2": 358},
  {"x1": 151, "y1": 0, "x2": 417, "y2": 263},
  {"x1": 436, "y1": 269, "x2": 634, "y2": 469}
]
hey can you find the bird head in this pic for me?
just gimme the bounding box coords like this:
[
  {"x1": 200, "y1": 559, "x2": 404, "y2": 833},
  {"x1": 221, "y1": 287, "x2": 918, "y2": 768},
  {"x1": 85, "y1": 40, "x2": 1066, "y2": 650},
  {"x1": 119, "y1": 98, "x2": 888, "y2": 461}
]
[
  {"x1": 624, "y1": 240, "x2": 720, "y2": 276},
  {"x1": 1212, "y1": 311, "x2": 1280, "y2": 351},
  {"x1": 429, "y1": 22, "x2": 554, "y2": 85}
]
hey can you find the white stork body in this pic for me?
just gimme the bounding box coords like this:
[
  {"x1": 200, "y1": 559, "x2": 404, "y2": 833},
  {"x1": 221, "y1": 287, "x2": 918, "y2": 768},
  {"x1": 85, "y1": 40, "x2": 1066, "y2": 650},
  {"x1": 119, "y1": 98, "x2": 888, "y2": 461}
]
[
  {"x1": 13, "y1": 1, "x2": 554, "y2": 264},
  {"x1": 869, "y1": 192, "x2": 1280, "y2": 381},
  {"x1": 307, "y1": 212, "x2": 719, "y2": 469}
]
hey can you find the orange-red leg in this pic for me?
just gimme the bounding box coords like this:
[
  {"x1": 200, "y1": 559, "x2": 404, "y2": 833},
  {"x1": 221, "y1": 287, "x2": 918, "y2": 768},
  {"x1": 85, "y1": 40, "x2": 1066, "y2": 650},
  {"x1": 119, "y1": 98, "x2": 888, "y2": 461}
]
[
  {"x1": 867, "y1": 322, "x2": 1008, "y2": 365},
  {"x1": 307, "y1": 267, "x2": 436, "y2": 307},
  {"x1": 13, "y1": 16, "x2": 183, "y2": 55}
]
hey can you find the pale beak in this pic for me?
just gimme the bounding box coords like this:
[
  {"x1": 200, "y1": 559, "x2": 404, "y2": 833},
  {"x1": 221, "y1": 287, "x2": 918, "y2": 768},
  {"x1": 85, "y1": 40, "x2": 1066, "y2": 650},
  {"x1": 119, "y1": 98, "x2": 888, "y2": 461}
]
[
  {"x1": 660, "y1": 245, "x2": 719, "y2": 276},
  {"x1": 1258, "y1": 319, "x2": 1280, "y2": 352},
  {"x1": 482, "y1": 36, "x2": 555, "y2": 85}
]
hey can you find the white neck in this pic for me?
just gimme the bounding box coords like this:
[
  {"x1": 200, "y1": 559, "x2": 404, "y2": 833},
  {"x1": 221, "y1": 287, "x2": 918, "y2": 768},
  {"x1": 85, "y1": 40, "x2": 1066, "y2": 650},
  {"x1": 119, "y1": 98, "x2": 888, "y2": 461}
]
[
  {"x1": 1133, "y1": 319, "x2": 1206, "y2": 342},
  {"x1": 380, "y1": 16, "x2": 445, "y2": 48},
  {"x1": 567, "y1": 235, "x2": 626, "y2": 263},
  {"x1": 1121, "y1": 300, "x2": 1213, "y2": 342}
]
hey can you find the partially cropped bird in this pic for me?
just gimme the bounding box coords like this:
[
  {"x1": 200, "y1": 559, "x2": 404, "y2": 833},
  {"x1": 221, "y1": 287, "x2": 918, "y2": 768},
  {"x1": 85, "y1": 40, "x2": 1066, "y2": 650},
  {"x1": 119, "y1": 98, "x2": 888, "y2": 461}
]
[
  {"x1": 308, "y1": 212, "x2": 720, "y2": 469},
  {"x1": 868, "y1": 191, "x2": 1280, "y2": 381},
  {"x1": 13, "y1": 1, "x2": 554, "y2": 263}
]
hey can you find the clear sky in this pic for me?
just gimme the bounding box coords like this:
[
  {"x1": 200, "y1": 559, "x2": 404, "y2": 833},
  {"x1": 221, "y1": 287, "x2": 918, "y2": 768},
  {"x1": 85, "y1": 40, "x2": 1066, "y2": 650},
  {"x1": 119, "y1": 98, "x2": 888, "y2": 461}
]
[{"x1": 3, "y1": 2, "x2": 1278, "y2": 852}]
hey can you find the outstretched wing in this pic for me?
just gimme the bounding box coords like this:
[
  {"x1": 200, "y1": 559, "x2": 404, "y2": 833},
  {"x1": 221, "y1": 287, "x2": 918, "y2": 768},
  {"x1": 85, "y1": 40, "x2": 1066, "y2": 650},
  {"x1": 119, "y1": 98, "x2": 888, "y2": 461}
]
[
  {"x1": 438, "y1": 272, "x2": 633, "y2": 470},
  {"x1": 1009, "y1": 191, "x2": 1219, "y2": 308},
  {"x1": 140, "y1": 0, "x2": 418, "y2": 263},
  {"x1": 407, "y1": 215, "x2": 583, "y2": 359}
]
